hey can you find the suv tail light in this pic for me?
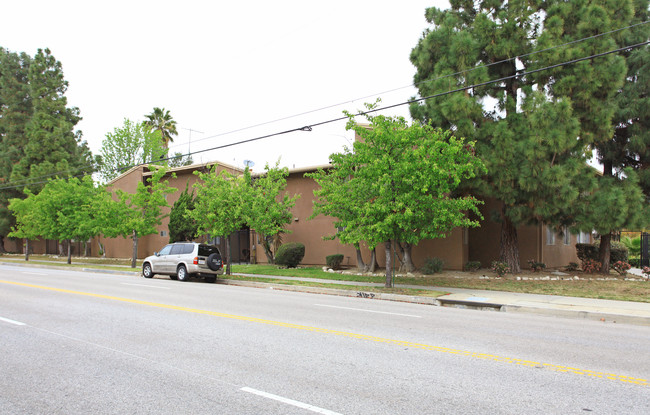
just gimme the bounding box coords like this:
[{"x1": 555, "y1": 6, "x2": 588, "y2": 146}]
[{"x1": 193, "y1": 257, "x2": 198, "y2": 265}]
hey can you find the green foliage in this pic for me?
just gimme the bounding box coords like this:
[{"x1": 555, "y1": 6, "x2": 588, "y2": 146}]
[
  {"x1": 565, "y1": 262, "x2": 579, "y2": 272},
  {"x1": 527, "y1": 260, "x2": 546, "y2": 272},
  {"x1": 621, "y1": 236, "x2": 641, "y2": 257},
  {"x1": 408, "y1": 0, "x2": 645, "y2": 274},
  {"x1": 168, "y1": 185, "x2": 197, "y2": 242},
  {"x1": 309, "y1": 102, "x2": 485, "y2": 285},
  {"x1": 245, "y1": 162, "x2": 299, "y2": 263},
  {"x1": 326, "y1": 254, "x2": 344, "y2": 270},
  {"x1": 99, "y1": 119, "x2": 167, "y2": 182},
  {"x1": 422, "y1": 257, "x2": 444, "y2": 275},
  {"x1": 113, "y1": 167, "x2": 176, "y2": 267},
  {"x1": 491, "y1": 261, "x2": 510, "y2": 278},
  {"x1": 465, "y1": 261, "x2": 481, "y2": 272},
  {"x1": 8, "y1": 176, "x2": 108, "y2": 263},
  {"x1": 275, "y1": 242, "x2": 305, "y2": 268},
  {"x1": 576, "y1": 242, "x2": 628, "y2": 265},
  {"x1": 191, "y1": 166, "x2": 247, "y2": 274}
]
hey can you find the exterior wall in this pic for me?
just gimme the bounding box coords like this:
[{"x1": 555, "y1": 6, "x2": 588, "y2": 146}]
[
  {"x1": 98, "y1": 162, "x2": 244, "y2": 260},
  {"x1": 91, "y1": 160, "x2": 582, "y2": 271},
  {"x1": 468, "y1": 197, "x2": 582, "y2": 270},
  {"x1": 251, "y1": 169, "x2": 466, "y2": 270}
]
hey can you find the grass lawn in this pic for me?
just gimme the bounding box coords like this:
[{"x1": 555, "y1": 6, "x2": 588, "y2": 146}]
[{"x1": 2, "y1": 255, "x2": 648, "y2": 302}]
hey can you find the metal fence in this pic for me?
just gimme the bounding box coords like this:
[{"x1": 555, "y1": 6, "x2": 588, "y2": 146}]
[{"x1": 642, "y1": 232, "x2": 649, "y2": 267}]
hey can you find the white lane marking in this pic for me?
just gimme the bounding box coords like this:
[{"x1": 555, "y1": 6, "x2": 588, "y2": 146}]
[
  {"x1": 315, "y1": 304, "x2": 422, "y2": 318},
  {"x1": 0, "y1": 316, "x2": 26, "y2": 326},
  {"x1": 121, "y1": 283, "x2": 170, "y2": 290},
  {"x1": 241, "y1": 387, "x2": 342, "y2": 415},
  {"x1": 24, "y1": 272, "x2": 48, "y2": 276}
]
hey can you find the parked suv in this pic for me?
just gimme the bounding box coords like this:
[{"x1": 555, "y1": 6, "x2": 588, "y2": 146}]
[{"x1": 142, "y1": 242, "x2": 223, "y2": 283}]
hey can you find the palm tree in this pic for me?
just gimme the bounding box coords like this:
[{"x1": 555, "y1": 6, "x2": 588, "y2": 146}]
[{"x1": 144, "y1": 107, "x2": 178, "y2": 148}]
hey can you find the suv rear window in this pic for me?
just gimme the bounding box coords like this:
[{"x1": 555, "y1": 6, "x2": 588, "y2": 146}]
[{"x1": 198, "y1": 245, "x2": 219, "y2": 257}]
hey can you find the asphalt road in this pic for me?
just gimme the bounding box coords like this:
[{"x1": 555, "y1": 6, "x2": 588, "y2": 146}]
[{"x1": 1, "y1": 264, "x2": 649, "y2": 414}]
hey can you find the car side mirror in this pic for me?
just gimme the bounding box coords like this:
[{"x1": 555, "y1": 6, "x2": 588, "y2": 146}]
[{"x1": 154, "y1": 252, "x2": 159, "y2": 256}]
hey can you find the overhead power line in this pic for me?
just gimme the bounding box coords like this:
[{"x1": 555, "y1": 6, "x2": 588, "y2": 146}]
[
  {"x1": 0, "y1": 38, "x2": 648, "y2": 191},
  {"x1": 165, "y1": 20, "x2": 650, "y2": 151}
]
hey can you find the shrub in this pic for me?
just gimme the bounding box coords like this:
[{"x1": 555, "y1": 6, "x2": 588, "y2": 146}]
[
  {"x1": 465, "y1": 261, "x2": 481, "y2": 272},
  {"x1": 565, "y1": 262, "x2": 579, "y2": 272},
  {"x1": 612, "y1": 261, "x2": 631, "y2": 276},
  {"x1": 527, "y1": 259, "x2": 546, "y2": 272},
  {"x1": 491, "y1": 261, "x2": 510, "y2": 277},
  {"x1": 629, "y1": 258, "x2": 640, "y2": 268},
  {"x1": 576, "y1": 242, "x2": 628, "y2": 264},
  {"x1": 582, "y1": 259, "x2": 601, "y2": 274},
  {"x1": 422, "y1": 257, "x2": 444, "y2": 275},
  {"x1": 325, "y1": 254, "x2": 344, "y2": 270},
  {"x1": 275, "y1": 242, "x2": 305, "y2": 268},
  {"x1": 643, "y1": 266, "x2": 650, "y2": 276}
]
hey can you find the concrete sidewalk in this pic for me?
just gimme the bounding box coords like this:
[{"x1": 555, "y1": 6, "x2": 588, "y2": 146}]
[{"x1": 3, "y1": 260, "x2": 649, "y2": 326}]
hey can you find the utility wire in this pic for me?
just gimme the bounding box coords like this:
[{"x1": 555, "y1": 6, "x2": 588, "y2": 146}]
[
  {"x1": 165, "y1": 20, "x2": 650, "y2": 151},
  {"x1": 0, "y1": 39, "x2": 648, "y2": 191}
]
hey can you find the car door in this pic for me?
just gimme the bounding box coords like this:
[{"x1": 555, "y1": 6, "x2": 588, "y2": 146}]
[
  {"x1": 154, "y1": 244, "x2": 173, "y2": 273},
  {"x1": 168, "y1": 244, "x2": 185, "y2": 273}
]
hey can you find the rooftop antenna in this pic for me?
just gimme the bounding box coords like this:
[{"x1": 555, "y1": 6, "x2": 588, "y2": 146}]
[{"x1": 182, "y1": 127, "x2": 204, "y2": 154}]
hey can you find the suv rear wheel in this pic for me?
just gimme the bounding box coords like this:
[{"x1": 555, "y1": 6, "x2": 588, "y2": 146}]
[{"x1": 177, "y1": 264, "x2": 190, "y2": 281}]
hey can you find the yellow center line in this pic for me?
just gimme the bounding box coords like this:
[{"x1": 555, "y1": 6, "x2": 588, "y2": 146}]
[{"x1": 3, "y1": 279, "x2": 647, "y2": 387}]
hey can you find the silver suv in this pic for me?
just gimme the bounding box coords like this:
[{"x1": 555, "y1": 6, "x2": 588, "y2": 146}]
[{"x1": 142, "y1": 242, "x2": 223, "y2": 282}]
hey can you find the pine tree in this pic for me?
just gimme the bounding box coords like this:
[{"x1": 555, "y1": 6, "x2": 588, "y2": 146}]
[
  {"x1": 9, "y1": 48, "x2": 96, "y2": 193},
  {"x1": 0, "y1": 48, "x2": 32, "y2": 252},
  {"x1": 409, "y1": 0, "x2": 599, "y2": 273}
]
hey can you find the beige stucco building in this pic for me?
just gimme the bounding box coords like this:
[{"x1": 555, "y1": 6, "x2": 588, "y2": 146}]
[{"x1": 33, "y1": 159, "x2": 581, "y2": 271}]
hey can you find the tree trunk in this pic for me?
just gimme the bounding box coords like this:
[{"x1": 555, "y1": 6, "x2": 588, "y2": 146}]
[
  {"x1": 262, "y1": 235, "x2": 274, "y2": 264},
  {"x1": 225, "y1": 237, "x2": 232, "y2": 275},
  {"x1": 369, "y1": 248, "x2": 379, "y2": 273},
  {"x1": 58, "y1": 240, "x2": 65, "y2": 256},
  {"x1": 25, "y1": 239, "x2": 29, "y2": 261},
  {"x1": 131, "y1": 230, "x2": 138, "y2": 268},
  {"x1": 67, "y1": 239, "x2": 72, "y2": 264},
  {"x1": 0, "y1": 236, "x2": 6, "y2": 254},
  {"x1": 399, "y1": 242, "x2": 415, "y2": 273},
  {"x1": 384, "y1": 240, "x2": 393, "y2": 288},
  {"x1": 500, "y1": 206, "x2": 521, "y2": 274},
  {"x1": 354, "y1": 243, "x2": 367, "y2": 272},
  {"x1": 599, "y1": 232, "x2": 612, "y2": 275}
]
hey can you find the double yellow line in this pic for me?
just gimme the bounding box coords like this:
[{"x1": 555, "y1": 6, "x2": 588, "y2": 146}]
[{"x1": 2, "y1": 279, "x2": 647, "y2": 387}]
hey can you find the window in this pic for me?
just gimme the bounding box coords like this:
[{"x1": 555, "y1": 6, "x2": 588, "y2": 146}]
[
  {"x1": 158, "y1": 245, "x2": 172, "y2": 256},
  {"x1": 160, "y1": 230, "x2": 168, "y2": 237},
  {"x1": 563, "y1": 226, "x2": 571, "y2": 245},
  {"x1": 170, "y1": 244, "x2": 184, "y2": 255},
  {"x1": 546, "y1": 226, "x2": 555, "y2": 245},
  {"x1": 577, "y1": 231, "x2": 590, "y2": 244}
]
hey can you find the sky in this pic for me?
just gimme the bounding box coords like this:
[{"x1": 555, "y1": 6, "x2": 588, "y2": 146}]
[{"x1": 1, "y1": 0, "x2": 450, "y2": 172}]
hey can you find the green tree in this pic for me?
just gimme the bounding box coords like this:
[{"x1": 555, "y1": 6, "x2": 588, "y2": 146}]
[
  {"x1": 245, "y1": 162, "x2": 299, "y2": 264},
  {"x1": 113, "y1": 167, "x2": 176, "y2": 268},
  {"x1": 10, "y1": 176, "x2": 105, "y2": 264},
  {"x1": 9, "y1": 48, "x2": 97, "y2": 194},
  {"x1": 533, "y1": 0, "x2": 648, "y2": 272},
  {"x1": 144, "y1": 107, "x2": 178, "y2": 148},
  {"x1": 312, "y1": 105, "x2": 485, "y2": 287},
  {"x1": 168, "y1": 184, "x2": 198, "y2": 242},
  {"x1": 99, "y1": 118, "x2": 167, "y2": 182},
  {"x1": 191, "y1": 167, "x2": 247, "y2": 275},
  {"x1": 7, "y1": 190, "x2": 41, "y2": 261},
  {"x1": 0, "y1": 48, "x2": 32, "y2": 252},
  {"x1": 408, "y1": 0, "x2": 628, "y2": 273}
]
